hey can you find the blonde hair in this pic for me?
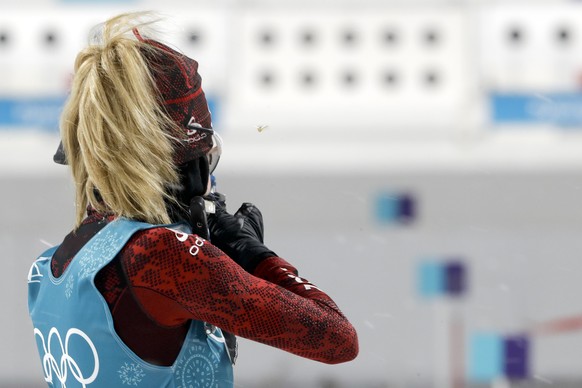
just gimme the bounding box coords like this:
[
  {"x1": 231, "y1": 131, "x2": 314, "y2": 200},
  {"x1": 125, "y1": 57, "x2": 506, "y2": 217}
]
[{"x1": 61, "y1": 12, "x2": 180, "y2": 227}]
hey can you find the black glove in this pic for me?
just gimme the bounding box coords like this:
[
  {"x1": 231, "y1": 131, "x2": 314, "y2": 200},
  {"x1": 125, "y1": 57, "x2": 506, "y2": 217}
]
[{"x1": 206, "y1": 193, "x2": 276, "y2": 273}]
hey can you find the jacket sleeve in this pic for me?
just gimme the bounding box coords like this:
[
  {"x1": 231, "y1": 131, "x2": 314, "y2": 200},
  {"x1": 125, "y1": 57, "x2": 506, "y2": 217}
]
[{"x1": 120, "y1": 227, "x2": 359, "y2": 364}]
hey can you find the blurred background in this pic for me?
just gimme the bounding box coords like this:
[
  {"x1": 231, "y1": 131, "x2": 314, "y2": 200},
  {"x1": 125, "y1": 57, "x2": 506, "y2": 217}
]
[{"x1": 3, "y1": 0, "x2": 582, "y2": 387}]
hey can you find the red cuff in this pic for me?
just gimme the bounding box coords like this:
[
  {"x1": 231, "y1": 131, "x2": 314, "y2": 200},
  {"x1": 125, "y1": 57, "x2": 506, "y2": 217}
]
[{"x1": 253, "y1": 256, "x2": 298, "y2": 281}]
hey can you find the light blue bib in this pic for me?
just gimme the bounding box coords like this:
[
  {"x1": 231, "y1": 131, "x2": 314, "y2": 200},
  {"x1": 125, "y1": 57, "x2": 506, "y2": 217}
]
[{"x1": 28, "y1": 218, "x2": 234, "y2": 388}]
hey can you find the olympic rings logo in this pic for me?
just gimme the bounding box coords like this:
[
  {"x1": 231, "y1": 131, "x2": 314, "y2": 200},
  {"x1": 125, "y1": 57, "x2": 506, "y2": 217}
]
[{"x1": 34, "y1": 327, "x2": 100, "y2": 387}]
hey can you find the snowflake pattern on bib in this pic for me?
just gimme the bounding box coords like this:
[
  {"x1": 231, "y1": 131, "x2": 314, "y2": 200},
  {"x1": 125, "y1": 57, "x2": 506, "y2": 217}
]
[
  {"x1": 118, "y1": 362, "x2": 146, "y2": 386},
  {"x1": 65, "y1": 275, "x2": 74, "y2": 299},
  {"x1": 175, "y1": 341, "x2": 221, "y2": 388},
  {"x1": 77, "y1": 228, "x2": 125, "y2": 280}
]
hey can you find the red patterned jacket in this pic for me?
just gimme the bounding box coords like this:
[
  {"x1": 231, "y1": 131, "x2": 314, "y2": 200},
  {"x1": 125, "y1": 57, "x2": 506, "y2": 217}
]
[{"x1": 51, "y1": 209, "x2": 359, "y2": 366}]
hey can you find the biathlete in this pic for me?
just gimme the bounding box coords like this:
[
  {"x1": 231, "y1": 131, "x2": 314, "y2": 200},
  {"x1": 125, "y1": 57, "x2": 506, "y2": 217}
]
[{"x1": 27, "y1": 12, "x2": 358, "y2": 388}]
